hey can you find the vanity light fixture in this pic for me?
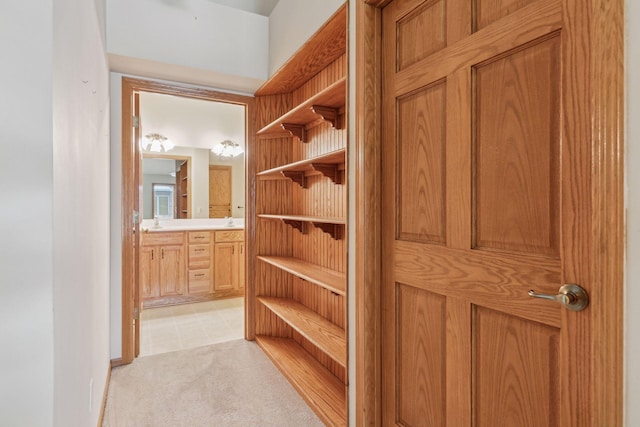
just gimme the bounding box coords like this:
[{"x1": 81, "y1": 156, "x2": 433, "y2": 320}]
[
  {"x1": 211, "y1": 139, "x2": 243, "y2": 158},
  {"x1": 143, "y1": 133, "x2": 175, "y2": 153}
]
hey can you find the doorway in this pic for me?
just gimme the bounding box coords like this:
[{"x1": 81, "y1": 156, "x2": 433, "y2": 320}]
[{"x1": 120, "y1": 77, "x2": 255, "y2": 364}]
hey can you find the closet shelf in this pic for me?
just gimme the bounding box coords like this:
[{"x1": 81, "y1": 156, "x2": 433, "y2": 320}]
[
  {"x1": 258, "y1": 296, "x2": 346, "y2": 367},
  {"x1": 257, "y1": 256, "x2": 346, "y2": 296},
  {"x1": 257, "y1": 149, "x2": 345, "y2": 187},
  {"x1": 258, "y1": 214, "x2": 345, "y2": 239},
  {"x1": 257, "y1": 78, "x2": 346, "y2": 142},
  {"x1": 255, "y1": 336, "x2": 347, "y2": 426}
]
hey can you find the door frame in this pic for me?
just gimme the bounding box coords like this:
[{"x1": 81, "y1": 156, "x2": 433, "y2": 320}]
[
  {"x1": 120, "y1": 77, "x2": 255, "y2": 364},
  {"x1": 354, "y1": 0, "x2": 624, "y2": 425}
]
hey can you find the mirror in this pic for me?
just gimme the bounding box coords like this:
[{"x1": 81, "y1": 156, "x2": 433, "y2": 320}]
[
  {"x1": 139, "y1": 91, "x2": 246, "y2": 221},
  {"x1": 142, "y1": 151, "x2": 245, "y2": 220}
]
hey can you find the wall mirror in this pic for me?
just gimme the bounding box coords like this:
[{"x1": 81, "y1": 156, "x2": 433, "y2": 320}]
[{"x1": 139, "y1": 91, "x2": 246, "y2": 220}]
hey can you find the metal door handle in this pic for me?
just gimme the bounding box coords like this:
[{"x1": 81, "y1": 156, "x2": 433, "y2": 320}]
[{"x1": 528, "y1": 284, "x2": 589, "y2": 311}]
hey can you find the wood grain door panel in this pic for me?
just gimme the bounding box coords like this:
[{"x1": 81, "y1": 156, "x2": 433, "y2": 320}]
[
  {"x1": 396, "y1": 80, "x2": 447, "y2": 244},
  {"x1": 209, "y1": 165, "x2": 232, "y2": 218},
  {"x1": 159, "y1": 245, "x2": 184, "y2": 296},
  {"x1": 473, "y1": 34, "x2": 561, "y2": 256},
  {"x1": 474, "y1": 306, "x2": 560, "y2": 427},
  {"x1": 382, "y1": 0, "x2": 579, "y2": 425}
]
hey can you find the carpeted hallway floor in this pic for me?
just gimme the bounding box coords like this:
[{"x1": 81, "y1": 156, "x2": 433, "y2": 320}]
[{"x1": 102, "y1": 339, "x2": 324, "y2": 426}]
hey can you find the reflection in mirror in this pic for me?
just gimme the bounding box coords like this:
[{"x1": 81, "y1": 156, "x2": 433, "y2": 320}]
[
  {"x1": 142, "y1": 150, "x2": 244, "y2": 220},
  {"x1": 152, "y1": 184, "x2": 175, "y2": 219},
  {"x1": 139, "y1": 91, "x2": 246, "y2": 221}
]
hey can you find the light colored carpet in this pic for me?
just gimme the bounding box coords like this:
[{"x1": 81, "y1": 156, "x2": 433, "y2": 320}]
[{"x1": 102, "y1": 339, "x2": 324, "y2": 427}]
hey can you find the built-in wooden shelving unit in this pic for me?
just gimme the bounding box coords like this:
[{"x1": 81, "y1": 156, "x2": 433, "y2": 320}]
[{"x1": 250, "y1": 5, "x2": 348, "y2": 425}]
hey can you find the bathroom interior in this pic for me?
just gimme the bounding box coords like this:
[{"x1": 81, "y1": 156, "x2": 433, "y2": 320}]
[{"x1": 137, "y1": 90, "x2": 246, "y2": 357}]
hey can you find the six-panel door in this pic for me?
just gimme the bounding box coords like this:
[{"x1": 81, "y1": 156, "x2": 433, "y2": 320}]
[{"x1": 381, "y1": 0, "x2": 588, "y2": 425}]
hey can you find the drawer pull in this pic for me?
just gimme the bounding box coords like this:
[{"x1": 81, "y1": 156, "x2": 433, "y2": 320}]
[
  {"x1": 194, "y1": 273, "x2": 205, "y2": 278},
  {"x1": 194, "y1": 236, "x2": 205, "y2": 239},
  {"x1": 195, "y1": 248, "x2": 205, "y2": 252}
]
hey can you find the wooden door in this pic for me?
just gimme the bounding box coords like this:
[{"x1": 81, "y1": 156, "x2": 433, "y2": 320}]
[
  {"x1": 380, "y1": 0, "x2": 600, "y2": 425},
  {"x1": 140, "y1": 246, "x2": 159, "y2": 299},
  {"x1": 209, "y1": 165, "x2": 232, "y2": 218},
  {"x1": 214, "y1": 243, "x2": 236, "y2": 291},
  {"x1": 159, "y1": 245, "x2": 185, "y2": 297}
]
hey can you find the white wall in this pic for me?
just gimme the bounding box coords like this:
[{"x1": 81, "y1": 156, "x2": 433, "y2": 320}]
[
  {"x1": 107, "y1": 0, "x2": 268, "y2": 89},
  {"x1": 268, "y1": 0, "x2": 345, "y2": 75},
  {"x1": 52, "y1": 0, "x2": 111, "y2": 424},
  {"x1": 0, "y1": 3, "x2": 54, "y2": 426},
  {"x1": 626, "y1": 2, "x2": 639, "y2": 424},
  {"x1": 0, "y1": 1, "x2": 109, "y2": 426}
]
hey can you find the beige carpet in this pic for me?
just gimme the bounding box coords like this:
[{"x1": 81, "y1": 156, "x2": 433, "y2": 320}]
[{"x1": 102, "y1": 339, "x2": 324, "y2": 427}]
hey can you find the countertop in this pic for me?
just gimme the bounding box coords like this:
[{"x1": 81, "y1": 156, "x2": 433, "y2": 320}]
[{"x1": 140, "y1": 218, "x2": 244, "y2": 232}]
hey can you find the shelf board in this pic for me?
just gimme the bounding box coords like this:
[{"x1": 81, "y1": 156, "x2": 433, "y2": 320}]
[
  {"x1": 257, "y1": 256, "x2": 346, "y2": 296},
  {"x1": 255, "y1": 336, "x2": 346, "y2": 426},
  {"x1": 258, "y1": 214, "x2": 345, "y2": 224},
  {"x1": 257, "y1": 149, "x2": 345, "y2": 186},
  {"x1": 258, "y1": 214, "x2": 345, "y2": 239},
  {"x1": 257, "y1": 78, "x2": 346, "y2": 141},
  {"x1": 258, "y1": 297, "x2": 346, "y2": 367}
]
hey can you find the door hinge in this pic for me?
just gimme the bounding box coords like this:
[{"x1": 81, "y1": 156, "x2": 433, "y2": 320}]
[
  {"x1": 133, "y1": 116, "x2": 140, "y2": 128},
  {"x1": 134, "y1": 307, "x2": 139, "y2": 320},
  {"x1": 133, "y1": 210, "x2": 139, "y2": 225}
]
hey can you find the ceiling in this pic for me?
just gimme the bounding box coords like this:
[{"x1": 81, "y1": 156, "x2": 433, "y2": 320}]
[{"x1": 205, "y1": 0, "x2": 280, "y2": 16}]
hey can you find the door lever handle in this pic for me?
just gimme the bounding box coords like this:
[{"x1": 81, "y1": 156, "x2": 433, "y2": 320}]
[{"x1": 528, "y1": 284, "x2": 589, "y2": 311}]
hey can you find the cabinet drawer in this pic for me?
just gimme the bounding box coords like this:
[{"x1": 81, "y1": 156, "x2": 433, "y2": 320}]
[
  {"x1": 189, "y1": 244, "x2": 210, "y2": 259},
  {"x1": 142, "y1": 231, "x2": 184, "y2": 246},
  {"x1": 189, "y1": 268, "x2": 211, "y2": 282},
  {"x1": 215, "y1": 230, "x2": 244, "y2": 242},
  {"x1": 188, "y1": 231, "x2": 211, "y2": 244}
]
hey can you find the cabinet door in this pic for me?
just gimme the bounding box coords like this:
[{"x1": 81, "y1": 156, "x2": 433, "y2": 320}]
[
  {"x1": 159, "y1": 245, "x2": 185, "y2": 297},
  {"x1": 140, "y1": 246, "x2": 160, "y2": 299},
  {"x1": 214, "y1": 242, "x2": 237, "y2": 291},
  {"x1": 237, "y1": 242, "x2": 245, "y2": 289}
]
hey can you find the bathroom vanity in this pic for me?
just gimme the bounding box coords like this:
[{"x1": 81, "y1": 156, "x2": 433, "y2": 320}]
[{"x1": 140, "y1": 219, "x2": 244, "y2": 308}]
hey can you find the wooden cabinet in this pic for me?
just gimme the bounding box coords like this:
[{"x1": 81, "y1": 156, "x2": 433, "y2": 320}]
[
  {"x1": 250, "y1": 5, "x2": 348, "y2": 426},
  {"x1": 214, "y1": 230, "x2": 245, "y2": 292},
  {"x1": 142, "y1": 228, "x2": 245, "y2": 307},
  {"x1": 140, "y1": 232, "x2": 186, "y2": 301},
  {"x1": 187, "y1": 231, "x2": 212, "y2": 295}
]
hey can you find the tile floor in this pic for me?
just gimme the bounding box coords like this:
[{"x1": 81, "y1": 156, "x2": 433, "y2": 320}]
[{"x1": 140, "y1": 297, "x2": 244, "y2": 357}]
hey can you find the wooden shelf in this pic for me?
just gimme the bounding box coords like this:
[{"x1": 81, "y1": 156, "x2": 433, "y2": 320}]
[
  {"x1": 257, "y1": 149, "x2": 345, "y2": 187},
  {"x1": 257, "y1": 256, "x2": 346, "y2": 296},
  {"x1": 255, "y1": 336, "x2": 347, "y2": 426},
  {"x1": 258, "y1": 214, "x2": 345, "y2": 224},
  {"x1": 258, "y1": 297, "x2": 346, "y2": 367},
  {"x1": 258, "y1": 214, "x2": 345, "y2": 239},
  {"x1": 257, "y1": 78, "x2": 346, "y2": 142},
  {"x1": 254, "y1": 5, "x2": 347, "y2": 96}
]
